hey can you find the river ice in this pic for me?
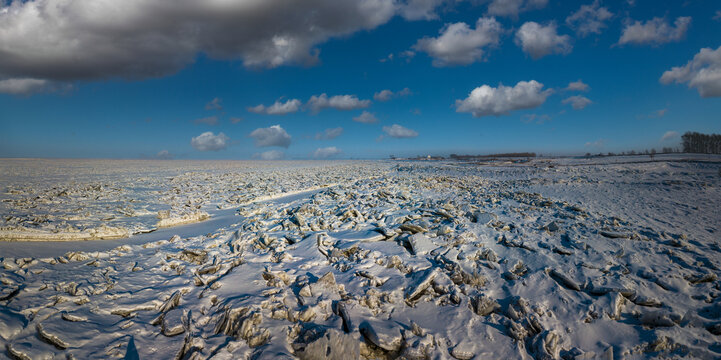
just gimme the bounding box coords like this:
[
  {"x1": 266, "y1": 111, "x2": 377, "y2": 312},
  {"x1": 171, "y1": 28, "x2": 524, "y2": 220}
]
[{"x1": 0, "y1": 155, "x2": 720, "y2": 359}]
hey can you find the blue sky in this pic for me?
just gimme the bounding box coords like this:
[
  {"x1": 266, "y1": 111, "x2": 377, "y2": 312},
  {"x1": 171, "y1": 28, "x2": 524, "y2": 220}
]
[{"x1": 1, "y1": 0, "x2": 720, "y2": 159}]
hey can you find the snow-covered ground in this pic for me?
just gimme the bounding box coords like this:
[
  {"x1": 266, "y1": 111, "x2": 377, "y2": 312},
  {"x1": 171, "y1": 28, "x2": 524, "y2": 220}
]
[
  {"x1": 0, "y1": 160, "x2": 384, "y2": 241},
  {"x1": 1, "y1": 155, "x2": 720, "y2": 359}
]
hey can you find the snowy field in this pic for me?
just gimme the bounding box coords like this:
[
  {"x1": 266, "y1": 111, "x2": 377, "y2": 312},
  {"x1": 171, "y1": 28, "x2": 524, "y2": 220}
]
[{"x1": 1, "y1": 155, "x2": 720, "y2": 359}]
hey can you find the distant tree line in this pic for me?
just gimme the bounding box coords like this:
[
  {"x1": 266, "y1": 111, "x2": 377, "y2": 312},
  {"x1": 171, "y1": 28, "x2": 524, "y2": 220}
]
[
  {"x1": 585, "y1": 148, "x2": 680, "y2": 158},
  {"x1": 682, "y1": 132, "x2": 721, "y2": 154},
  {"x1": 449, "y1": 152, "x2": 536, "y2": 160}
]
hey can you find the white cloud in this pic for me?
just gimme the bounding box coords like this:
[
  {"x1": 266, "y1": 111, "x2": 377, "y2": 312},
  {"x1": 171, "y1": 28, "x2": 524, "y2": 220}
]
[
  {"x1": 487, "y1": 0, "x2": 548, "y2": 18},
  {"x1": 653, "y1": 109, "x2": 668, "y2": 118},
  {"x1": 205, "y1": 97, "x2": 222, "y2": 110},
  {"x1": 249, "y1": 125, "x2": 291, "y2": 148},
  {"x1": 313, "y1": 146, "x2": 342, "y2": 159},
  {"x1": 374, "y1": 88, "x2": 411, "y2": 101},
  {"x1": 522, "y1": 113, "x2": 551, "y2": 124},
  {"x1": 399, "y1": 0, "x2": 447, "y2": 20},
  {"x1": 400, "y1": 50, "x2": 416, "y2": 61},
  {"x1": 413, "y1": 17, "x2": 502, "y2": 66},
  {"x1": 618, "y1": 17, "x2": 691, "y2": 46},
  {"x1": 307, "y1": 93, "x2": 370, "y2": 113},
  {"x1": 382, "y1": 124, "x2": 419, "y2": 138},
  {"x1": 379, "y1": 53, "x2": 394, "y2": 63},
  {"x1": 565, "y1": 1, "x2": 613, "y2": 37},
  {"x1": 193, "y1": 116, "x2": 218, "y2": 126},
  {"x1": 714, "y1": 11, "x2": 721, "y2": 21},
  {"x1": 230, "y1": 117, "x2": 243, "y2": 124},
  {"x1": 565, "y1": 79, "x2": 590, "y2": 92},
  {"x1": 382, "y1": 50, "x2": 417, "y2": 63},
  {"x1": 191, "y1": 132, "x2": 229, "y2": 151},
  {"x1": 353, "y1": 111, "x2": 379, "y2": 124},
  {"x1": 255, "y1": 150, "x2": 285, "y2": 160},
  {"x1": 374, "y1": 89, "x2": 394, "y2": 101},
  {"x1": 562, "y1": 95, "x2": 592, "y2": 110},
  {"x1": 156, "y1": 150, "x2": 173, "y2": 160},
  {"x1": 455, "y1": 80, "x2": 552, "y2": 117},
  {"x1": 315, "y1": 127, "x2": 343, "y2": 140},
  {"x1": 661, "y1": 131, "x2": 679, "y2": 141},
  {"x1": 660, "y1": 45, "x2": 721, "y2": 98},
  {"x1": 515, "y1": 22, "x2": 572, "y2": 60},
  {"x1": 248, "y1": 98, "x2": 301, "y2": 115},
  {"x1": 636, "y1": 108, "x2": 668, "y2": 119},
  {"x1": 0, "y1": 78, "x2": 51, "y2": 95},
  {"x1": 0, "y1": 0, "x2": 402, "y2": 84}
]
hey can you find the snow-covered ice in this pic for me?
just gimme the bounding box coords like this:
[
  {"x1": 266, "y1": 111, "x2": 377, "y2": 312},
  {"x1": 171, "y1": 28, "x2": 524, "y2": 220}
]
[{"x1": 0, "y1": 155, "x2": 720, "y2": 359}]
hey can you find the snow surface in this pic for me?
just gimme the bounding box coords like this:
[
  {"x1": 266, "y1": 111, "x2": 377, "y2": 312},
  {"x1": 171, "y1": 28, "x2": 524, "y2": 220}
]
[{"x1": 0, "y1": 155, "x2": 720, "y2": 359}]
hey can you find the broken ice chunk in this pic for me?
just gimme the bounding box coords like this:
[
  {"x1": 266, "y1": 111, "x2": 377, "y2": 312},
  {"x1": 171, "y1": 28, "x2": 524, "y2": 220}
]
[
  {"x1": 639, "y1": 310, "x2": 680, "y2": 327},
  {"x1": 404, "y1": 268, "x2": 438, "y2": 301},
  {"x1": 406, "y1": 233, "x2": 436, "y2": 256},
  {"x1": 296, "y1": 328, "x2": 360, "y2": 360},
  {"x1": 471, "y1": 295, "x2": 500, "y2": 316},
  {"x1": 359, "y1": 319, "x2": 403, "y2": 352},
  {"x1": 548, "y1": 269, "x2": 581, "y2": 291},
  {"x1": 471, "y1": 211, "x2": 497, "y2": 224},
  {"x1": 37, "y1": 323, "x2": 69, "y2": 349},
  {"x1": 162, "y1": 309, "x2": 186, "y2": 336}
]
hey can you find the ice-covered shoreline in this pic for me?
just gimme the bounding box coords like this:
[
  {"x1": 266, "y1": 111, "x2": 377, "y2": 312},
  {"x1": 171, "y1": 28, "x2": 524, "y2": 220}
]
[
  {"x1": 0, "y1": 160, "x2": 384, "y2": 242},
  {"x1": 0, "y1": 156, "x2": 720, "y2": 359}
]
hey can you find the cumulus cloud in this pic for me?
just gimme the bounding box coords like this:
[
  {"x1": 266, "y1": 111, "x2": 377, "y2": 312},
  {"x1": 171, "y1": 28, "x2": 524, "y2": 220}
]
[
  {"x1": 205, "y1": 97, "x2": 222, "y2": 110},
  {"x1": 191, "y1": 132, "x2": 229, "y2": 151},
  {"x1": 248, "y1": 98, "x2": 301, "y2": 115},
  {"x1": 255, "y1": 150, "x2": 285, "y2": 160},
  {"x1": 562, "y1": 95, "x2": 592, "y2": 110},
  {"x1": 193, "y1": 116, "x2": 219, "y2": 126},
  {"x1": 455, "y1": 80, "x2": 552, "y2": 117},
  {"x1": 249, "y1": 125, "x2": 291, "y2": 148},
  {"x1": 307, "y1": 94, "x2": 370, "y2": 113},
  {"x1": 486, "y1": 0, "x2": 548, "y2": 18},
  {"x1": 398, "y1": 87, "x2": 413, "y2": 97},
  {"x1": 660, "y1": 45, "x2": 721, "y2": 98},
  {"x1": 156, "y1": 150, "x2": 173, "y2": 160},
  {"x1": 0, "y1": 78, "x2": 56, "y2": 95},
  {"x1": 374, "y1": 88, "x2": 412, "y2": 101},
  {"x1": 515, "y1": 22, "x2": 572, "y2": 60},
  {"x1": 353, "y1": 111, "x2": 379, "y2": 124},
  {"x1": 618, "y1": 17, "x2": 691, "y2": 46},
  {"x1": 661, "y1": 131, "x2": 679, "y2": 141},
  {"x1": 315, "y1": 127, "x2": 343, "y2": 140},
  {"x1": 0, "y1": 0, "x2": 413, "y2": 85},
  {"x1": 382, "y1": 124, "x2": 419, "y2": 138},
  {"x1": 413, "y1": 17, "x2": 503, "y2": 66},
  {"x1": 399, "y1": 0, "x2": 448, "y2": 20},
  {"x1": 565, "y1": 79, "x2": 590, "y2": 92},
  {"x1": 374, "y1": 90, "x2": 394, "y2": 102},
  {"x1": 313, "y1": 146, "x2": 342, "y2": 159},
  {"x1": 565, "y1": 1, "x2": 613, "y2": 37}
]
